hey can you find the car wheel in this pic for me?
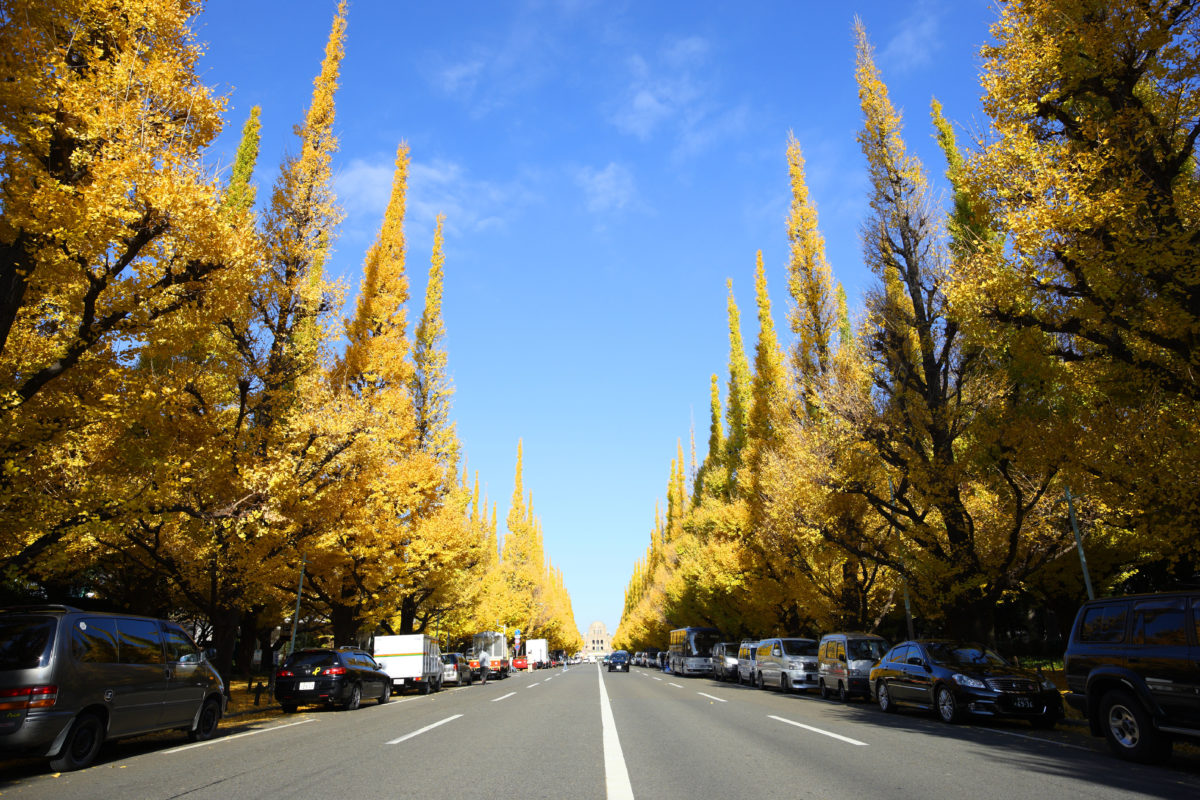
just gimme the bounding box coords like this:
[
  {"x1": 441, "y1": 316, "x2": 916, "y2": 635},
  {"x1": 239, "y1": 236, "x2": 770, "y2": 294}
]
[
  {"x1": 281, "y1": 703, "x2": 298, "y2": 714},
  {"x1": 780, "y1": 674, "x2": 789, "y2": 694},
  {"x1": 1101, "y1": 689, "x2": 1172, "y2": 763},
  {"x1": 421, "y1": 679, "x2": 431, "y2": 695},
  {"x1": 877, "y1": 681, "x2": 895, "y2": 713},
  {"x1": 343, "y1": 683, "x2": 362, "y2": 711},
  {"x1": 936, "y1": 685, "x2": 961, "y2": 723},
  {"x1": 757, "y1": 671, "x2": 764, "y2": 689},
  {"x1": 837, "y1": 682, "x2": 848, "y2": 703},
  {"x1": 187, "y1": 697, "x2": 221, "y2": 742},
  {"x1": 819, "y1": 679, "x2": 829, "y2": 699},
  {"x1": 49, "y1": 712, "x2": 104, "y2": 772},
  {"x1": 378, "y1": 681, "x2": 391, "y2": 705}
]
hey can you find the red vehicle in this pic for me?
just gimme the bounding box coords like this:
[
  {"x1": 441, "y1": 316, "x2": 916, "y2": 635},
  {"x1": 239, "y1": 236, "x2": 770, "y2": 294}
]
[{"x1": 512, "y1": 655, "x2": 529, "y2": 670}]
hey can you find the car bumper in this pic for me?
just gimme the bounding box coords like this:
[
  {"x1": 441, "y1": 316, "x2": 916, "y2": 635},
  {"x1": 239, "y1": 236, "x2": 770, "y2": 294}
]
[
  {"x1": 785, "y1": 672, "x2": 821, "y2": 690},
  {"x1": 0, "y1": 711, "x2": 76, "y2": 757},
  {"x1": 958, "y1": 687, "x2": 1064, "y2": 720},
  {"x1": 275, "y1": 681, "x2": 352, "y2": 706}
]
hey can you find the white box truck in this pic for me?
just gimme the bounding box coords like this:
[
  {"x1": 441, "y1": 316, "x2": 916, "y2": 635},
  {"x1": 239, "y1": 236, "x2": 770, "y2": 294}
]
[
  {"x1": 374, "y1": 634, "x2": 442, "y2": 694},
  {"x1": 526, "y1": 638, "x2": 549, "y2": 669}
]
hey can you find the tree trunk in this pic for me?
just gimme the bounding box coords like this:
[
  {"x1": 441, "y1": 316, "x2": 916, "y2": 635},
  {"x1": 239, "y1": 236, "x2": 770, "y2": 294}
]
[{"x1": 330, "y1": 603, "x2": 359, "y2": 647}]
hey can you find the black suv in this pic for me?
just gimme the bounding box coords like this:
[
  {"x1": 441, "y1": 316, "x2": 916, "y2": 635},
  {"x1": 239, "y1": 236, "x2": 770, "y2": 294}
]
[
  {"x1": 607, "y1": 650, "x2": 630, "y2": 672},
  {"x1": 1063, "y1": 592, "x2": 1200, "y2": 762},
  {"x1": 274, "y1": 647, "x2": 391, "y2": 712}
]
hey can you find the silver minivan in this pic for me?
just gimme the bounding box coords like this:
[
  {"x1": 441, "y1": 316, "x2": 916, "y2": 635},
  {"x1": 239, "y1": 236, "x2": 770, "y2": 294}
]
[
  {"x1": 0, "y1": 605, "x2": 226, "y2": 771},
  {"x1": 818, "y1": 632, "x2": 889, "y2": 701},
  {"x1": 736, "y1": 639, "x2": 761, "y2": 685},
  {"x1": 755, "y1": 637, "x2": 820, "y2": 693}
]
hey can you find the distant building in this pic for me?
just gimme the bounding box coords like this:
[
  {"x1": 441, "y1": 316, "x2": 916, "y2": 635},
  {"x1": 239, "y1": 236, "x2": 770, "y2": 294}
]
[{"x1": 584, "y1": 620, "x2": 611, "y2": 659}]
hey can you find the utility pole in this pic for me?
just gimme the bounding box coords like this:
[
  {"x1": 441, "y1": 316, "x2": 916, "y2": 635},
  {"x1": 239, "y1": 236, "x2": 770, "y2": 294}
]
[
  {"x1": 1065, "y1": 487, "x2": 1095, "y2": 601},
  {"x1": 289, "y1": 553, "x2": 307, "y2": 655}
]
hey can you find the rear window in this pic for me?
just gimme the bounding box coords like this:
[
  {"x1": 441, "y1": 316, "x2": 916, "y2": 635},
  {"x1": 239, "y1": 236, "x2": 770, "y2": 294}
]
[
  {"x1": 1079, "y1": 604, "x2": 1128, "y2": 643},
  {"x1": 286, "y1": 651, "x2": 337, "y2": 669},
  {"x1": 0, "y1": 616, "x2": 57, "y2": 670}
]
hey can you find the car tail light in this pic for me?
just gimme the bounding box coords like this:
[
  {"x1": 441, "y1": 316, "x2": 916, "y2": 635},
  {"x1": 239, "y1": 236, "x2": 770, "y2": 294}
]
[
  {"x1": 276, "y1": 668, "x2": 295, "y2": 678},
  {"x1": 0, "y1": 686, "x2": 58, "y2": 711},
  {"x1": 322, "y1": 666, "x2": 347, "y2": 676}
]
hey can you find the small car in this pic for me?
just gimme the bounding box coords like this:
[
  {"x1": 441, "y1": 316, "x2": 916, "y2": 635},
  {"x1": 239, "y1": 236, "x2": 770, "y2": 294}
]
[
  {"x1": 275, "y1": 647, "x2": 392, "y2": 712},
  {"x1": 607, "y1": 650, "x2": 631, "y2": 672},
  {"x1": 870, "y1": 640, "x2": 1062, "y2": 728},
  {"x1": 441, "y1": 652, "x2": 473, "y2": 686}
]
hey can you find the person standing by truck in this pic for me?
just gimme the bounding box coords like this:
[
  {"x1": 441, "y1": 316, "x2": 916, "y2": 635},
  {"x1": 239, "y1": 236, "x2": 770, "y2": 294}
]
[{"x1": 480, "y1": 650, "x2": 491, "y2": 684}]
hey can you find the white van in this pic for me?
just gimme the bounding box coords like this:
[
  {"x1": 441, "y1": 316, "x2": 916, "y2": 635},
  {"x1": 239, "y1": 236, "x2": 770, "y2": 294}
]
[
  {"x1": 817, "y1": 632, "x2": 889, "y2": 701},
  {"x1": 736, "y1": 639, "x2": 761, "y2": 686},
  {"x1": 755, "y1": 637, "x2": 820, "y2": 693}
]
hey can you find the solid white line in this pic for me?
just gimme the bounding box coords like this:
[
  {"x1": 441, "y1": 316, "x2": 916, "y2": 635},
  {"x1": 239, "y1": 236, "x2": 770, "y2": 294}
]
[
  {"x1": 982, "y1": 727, "x2": 1093, "y2": 752},
  {"x1": 491, "y1": 691, "x2": 516, "y2": 702},
  {"x1": 527, "y1": 682, "x2": 541, "y2": 688},
  {"x1": 769, "y1": 715, "x2": 868, "y2": 746},
  {"x1": 161, "y1": 719, "x2": 314, "y2": 754},
  {"x1": 598, "y1": 669, "x2": 635, "y2": 800},
  {"x1": 668, "y1": 682, "x2": 684, "y2": 688},
  {"x1": 697, "y1": 692, "x2": 727, "y2": 703},
  {"x1": 386, "y1": 714, "x2": 462, "y2": 745},
  {"x1": 380, "y1": 696, "x2": 417, "y2": 709}
]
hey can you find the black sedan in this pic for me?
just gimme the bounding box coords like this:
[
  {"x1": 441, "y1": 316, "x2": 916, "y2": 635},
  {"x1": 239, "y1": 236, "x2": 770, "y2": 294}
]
[
  {"x1": 869, "y1": 640, "x2": 1062, "y2": 728},
  {"x1": 275, "y1": 647, "x2": 391, "y2": 712},
  {"x1": 607, "y1": 650, "x2": 631, "y2": 672}
]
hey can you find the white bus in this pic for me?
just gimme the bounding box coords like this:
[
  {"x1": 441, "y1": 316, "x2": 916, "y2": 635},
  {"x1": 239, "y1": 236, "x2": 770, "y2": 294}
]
[{"x1": 668, "y1": 627, "x2": 723, "y2": 676}]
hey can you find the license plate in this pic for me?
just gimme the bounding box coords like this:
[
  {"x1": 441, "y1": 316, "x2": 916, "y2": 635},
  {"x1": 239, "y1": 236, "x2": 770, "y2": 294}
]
[
  {"x1": 298, "y1": 681, "x2": 315, "y2": 691},
  {"x1": 1013, "y1": 696, "x2": 1032, "y2": 709}
]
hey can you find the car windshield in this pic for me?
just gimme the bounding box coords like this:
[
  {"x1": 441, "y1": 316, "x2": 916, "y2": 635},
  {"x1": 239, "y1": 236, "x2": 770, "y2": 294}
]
[
  {"x1": 691, "y1": 631, "x2": 722, "y2": 655},
  {"x1": 0, "y1": 616, "x2": 57, "y2": 670},
  {"x1": 847, "y1": 639, "x2": 888, "y2": 661},
  {"x1": 781, "y1": 639, "x2": 817, "y2": 656},
  {"x1": 925, "y1": 643, "x2": 1008, "y2": 668}
]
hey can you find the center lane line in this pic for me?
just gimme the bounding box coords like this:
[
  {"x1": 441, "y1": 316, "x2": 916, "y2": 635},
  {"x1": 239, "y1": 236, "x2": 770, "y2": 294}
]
[
  {"x1": 697, "y1": 692, "x2": 727, "y2": 702},
  {"x1": 387, "y1": 714, "x2": 463, "y2": 744},
  {"x1": 768, "y1": 715, "x2": 869, "y2": 746},
  {"x1": 527, "y1": 682, "x2": 541, "y2": 688},
  {"x1": 491, "y1": 691, "x2": 516, "y2": 702},
  {"x1": 598, "y1": 665, "x2": 635, "y2": 799},
  {"x1": 668, "y1": 682, "x2": 683, "y2": 688}
]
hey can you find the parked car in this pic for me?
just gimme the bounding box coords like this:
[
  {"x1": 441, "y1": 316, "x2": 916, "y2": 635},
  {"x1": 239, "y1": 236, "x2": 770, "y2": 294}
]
[
  {"x1": 870, "y1": 640, "x2": 1062, "y2": 728},
  {"x1": 608, "y1": 650, "x2": 630, "y2": 672},
  {"x1": 275, "y1": 647, "x2": 391, "y2": 713},
  {"x1": 818, "y1": 632, "x2": 889, "y2": 701},
  {"x1": 710, "y1": 641, "x2": 741, "y2": 682},
  {"x1": 633, "y1": 651, "x2": 646, "y2": 667},
  {"x1": 1064, "y1": 591, "x2": 1200, "y2": 763},
  {"x1": 736, "y1": 639, "x2": 761, "y2": 685},
  {"x1": 0, "y1": 605, "x2": 226, "y2": 772},
  {"x1": 756, "y1": 637, "x2": 820, "y2": 693},
  {"x1": 644, "y1": 647, "x2": 660, "y2": 666},
  {"x1": 441, "y1": 652, "x2": 473, "y2": 686},
  {"x1": 657, "y1": 651, "x2": 669, "y2": 670}
]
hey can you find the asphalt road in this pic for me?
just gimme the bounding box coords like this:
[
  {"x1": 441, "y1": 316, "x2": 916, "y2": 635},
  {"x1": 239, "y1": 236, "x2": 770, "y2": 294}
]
[{"x1": 2, "y1": 664, "x2": 1199, "y2": 799}]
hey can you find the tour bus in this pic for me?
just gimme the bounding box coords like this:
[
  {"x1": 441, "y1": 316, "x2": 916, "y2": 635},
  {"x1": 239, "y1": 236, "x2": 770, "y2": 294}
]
[{"x1": 668, "y1": 626, "x2": 723, "y2": 676}]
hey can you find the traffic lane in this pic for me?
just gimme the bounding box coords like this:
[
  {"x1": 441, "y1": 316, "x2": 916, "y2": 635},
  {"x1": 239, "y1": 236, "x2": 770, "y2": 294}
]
[
  {"x1": 0, "y1": 672, "x2": 554, "y2": 798},
  {"x1": 612, "y1": 668, "x2": 888, "y2": 800},
  {"x1": 625, "y1": 669, "x2": 1200, "y2": 799},
  {"x1": 721, "y1": 675, "x2": 1200, "y2": 798}
]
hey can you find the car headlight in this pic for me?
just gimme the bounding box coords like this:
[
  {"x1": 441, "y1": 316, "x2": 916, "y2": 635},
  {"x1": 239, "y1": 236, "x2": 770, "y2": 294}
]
[{"x1": 953, "y1": 673, "x2": 986, "y2": 689}]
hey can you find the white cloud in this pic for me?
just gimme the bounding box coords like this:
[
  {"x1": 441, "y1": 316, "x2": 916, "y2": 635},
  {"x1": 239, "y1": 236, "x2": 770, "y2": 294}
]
[
  {"x1": 435, "y1": 58, "x2": 487, "y2": 96},
  {"x1": 608, "y1": 35, "x2": 744, "y2": 159},
  {"x1": 880, "y1": 1, "x2": 941, "y2": 74},
  {"x1": 335, "y1": 159, "x2": 396, "y2": 219},
  {"x1": 574, "y1": 162, "x2": 636, "y2": 214}
]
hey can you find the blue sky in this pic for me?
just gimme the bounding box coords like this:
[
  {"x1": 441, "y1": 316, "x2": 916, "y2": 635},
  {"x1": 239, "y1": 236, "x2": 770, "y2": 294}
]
[{"x1": 195, "y1": 0, "x2": 998, "y2": 638}]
